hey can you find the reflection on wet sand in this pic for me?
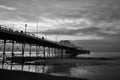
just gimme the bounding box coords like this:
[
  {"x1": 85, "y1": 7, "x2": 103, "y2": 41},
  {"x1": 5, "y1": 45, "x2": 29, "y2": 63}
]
[{"x1": 1, "y1": 56, "x2": 120, "y2": 80}]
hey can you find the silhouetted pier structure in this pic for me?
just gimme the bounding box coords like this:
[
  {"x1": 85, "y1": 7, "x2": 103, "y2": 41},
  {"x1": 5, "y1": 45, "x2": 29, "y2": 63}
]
[{"x1": 0, "y1": 25, "x2": 89, "y2": 66}]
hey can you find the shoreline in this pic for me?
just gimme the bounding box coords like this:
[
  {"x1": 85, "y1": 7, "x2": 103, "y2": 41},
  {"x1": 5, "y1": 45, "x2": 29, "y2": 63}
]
[{"x1": 0, "y1": 69, "x2": 88, "y2": 80}]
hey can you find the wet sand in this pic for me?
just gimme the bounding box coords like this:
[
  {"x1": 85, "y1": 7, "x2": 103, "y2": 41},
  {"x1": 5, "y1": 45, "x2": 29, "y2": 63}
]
[
  {"x1": 1, "y1": 57, "x2": 120, "y2": 80},
  {"x1": 0, "y1": 69, "x2": 88, "y2": 80},
  {"x1": 37, "y1": 57, "x2": 120, "y2": 65}
]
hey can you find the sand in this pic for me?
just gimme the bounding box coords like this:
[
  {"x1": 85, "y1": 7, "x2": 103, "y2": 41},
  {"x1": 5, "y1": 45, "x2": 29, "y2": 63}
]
[
  {"x1": 0, "y1": 69, "x2": 88, "y2": 80},
  {"x1": 1, "y1": 57, "x2": 120, "y2": 80}
]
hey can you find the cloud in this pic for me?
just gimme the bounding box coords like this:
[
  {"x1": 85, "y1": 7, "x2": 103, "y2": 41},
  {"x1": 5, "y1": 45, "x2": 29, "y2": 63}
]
[
  {"x1": 86, "y1": 1, "x2": 120, "y2": 22},
  {"x1": 40, "y1": 24, "x2": 119, "y2": 36},
  {"x1": 45, "y1": 34, "x2": 103, "y2": 41},
  {"x1": 0, "y1": 5, "x2": 16, "y2": 10},
  {"x1": 0, "y1": 0, "x2": 120, "y2": 41},
  {"x1": 39, "y1": 16, "x2": 92, "y2": 28},
  {"x1": 39, "y1": 19, "x2": 120, "y2": 41},
  {"x1": 0, "y1": 19, "x2": 57, "y2": 32},
  {"x1": 72, "y1": 39, "x2": 120, "y2": 52},
  {"x1": 38, "y1": 27, "x2": 103, "y2": 41},
  {"x1": 0, "y1": 0, "x2": 120, "y2": 52}
]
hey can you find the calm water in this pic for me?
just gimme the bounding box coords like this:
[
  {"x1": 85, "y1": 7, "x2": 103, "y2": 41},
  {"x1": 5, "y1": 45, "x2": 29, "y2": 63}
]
[
  {"x1": 78, "y1": 52, "x2": 120, "y2": 58},
  {"x1": 0, "y1": 52, "x2": 120, "y2": 80}
]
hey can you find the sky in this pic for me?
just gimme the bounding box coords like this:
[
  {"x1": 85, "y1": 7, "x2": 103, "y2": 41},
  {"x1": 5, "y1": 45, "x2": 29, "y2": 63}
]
[{"x1": 0, "y1": 0, "x2": 120, "y2": 52}]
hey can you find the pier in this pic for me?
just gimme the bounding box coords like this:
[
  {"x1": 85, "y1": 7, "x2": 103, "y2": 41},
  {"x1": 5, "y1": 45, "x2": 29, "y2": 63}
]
[
  {"x1": 0, "y1": 25, "x2": 89, "y2": 68},
  {"x1": 0, "y1": 25, "x2": 89, "y2": 80}
]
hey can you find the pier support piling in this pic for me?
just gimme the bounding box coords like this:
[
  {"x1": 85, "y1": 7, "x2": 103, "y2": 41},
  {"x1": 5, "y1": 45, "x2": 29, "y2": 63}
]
[
  {"x1": 11, "y1": 40, "x2": 14, "y2": 70},
  {"x1": 43, "y1": 46, "x2": 45, "y2": 59},
  {"x1": 29, "y1": 43, "x2": 31, "y2": 57},
  {"x1": 21, "y1": 42, "x2": 25, "y2": 70},
  {"x1": 2, "y1": 40, "x2": 6, "y2": 69}
]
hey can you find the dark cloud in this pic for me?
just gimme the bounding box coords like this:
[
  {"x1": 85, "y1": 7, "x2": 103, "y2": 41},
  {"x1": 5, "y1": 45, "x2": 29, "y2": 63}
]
[
  {"x1": 1, "y1": 0, "x2": 120, "y2": 23},
  {"x1": 40, "y1": 26, "x2": 120, "y2": 38},
  {"x1": 72, "y1": 38, "x2": 120, "y2": 52},
  {"x1": 40, "y1": 28, "x2": 76, "y2": 35},
  {"x1": 87, "y1": 0, "x2": 120, "y2": 22},
  {"x1": 59, "y1": 0, "x2": 120, "y2": 23},
  {"x1": 92, "y1": 6, "x2": 120, "y2": 22}
]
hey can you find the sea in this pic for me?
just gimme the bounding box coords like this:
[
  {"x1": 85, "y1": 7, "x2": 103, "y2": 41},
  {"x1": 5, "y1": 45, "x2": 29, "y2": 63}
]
[
  {"x1": 0, "y1": 52, "x2": 120, "y2": 80},
  {"x1": 78, "y1": 52, "x2": 120, "y2": 58}
]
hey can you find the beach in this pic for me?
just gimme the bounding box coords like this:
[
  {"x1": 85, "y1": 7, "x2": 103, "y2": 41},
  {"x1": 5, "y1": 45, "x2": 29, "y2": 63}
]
[
  {"x1": 1, "y1": 52, "x2": 120, "y2": 80},
  {"x1": 0, "y1": 69, "x2": 87, "y2": 80}
]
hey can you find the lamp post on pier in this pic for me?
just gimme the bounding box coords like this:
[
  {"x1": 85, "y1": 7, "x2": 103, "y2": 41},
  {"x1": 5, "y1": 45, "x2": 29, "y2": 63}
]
[
  {"x1": 25, "y1": 24, "x2": 27, "y2": 33},
  {"x1": 12, "y1": 24, "x2": 14, "y2": 31},
  {"x1": 36, "y1": 19, "x2": 39, "y2": 37}
]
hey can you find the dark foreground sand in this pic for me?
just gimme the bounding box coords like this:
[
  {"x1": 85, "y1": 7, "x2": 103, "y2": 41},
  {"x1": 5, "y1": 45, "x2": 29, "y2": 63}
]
[{"x1": 0, "y1": 69, "x2": 88, "y2": 80}]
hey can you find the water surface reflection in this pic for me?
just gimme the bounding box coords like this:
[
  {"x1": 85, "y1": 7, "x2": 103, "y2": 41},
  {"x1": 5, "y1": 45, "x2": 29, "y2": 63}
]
[{"x1": 1, "y1": 56, "x2": 120, "y2": 80}]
